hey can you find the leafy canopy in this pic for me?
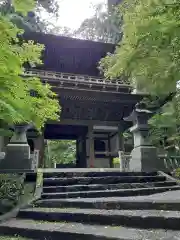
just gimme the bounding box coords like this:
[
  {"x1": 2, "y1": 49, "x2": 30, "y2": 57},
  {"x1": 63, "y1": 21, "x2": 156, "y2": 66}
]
[
  {"x1": 99, "y1": 0, "x2": 180, "y2": 153},
  {"x1": 0, "y1": 0, "x2": 60, "y2": 130},
  {"x1": 100, "y1": 0, "x2": 180, "y2": 94},
  {"x1": 0, "y1": 0, "x2": 59, "y2": 33},
  {"x1": 75, "y1": 3, "x2": 122, "y2": 43}
]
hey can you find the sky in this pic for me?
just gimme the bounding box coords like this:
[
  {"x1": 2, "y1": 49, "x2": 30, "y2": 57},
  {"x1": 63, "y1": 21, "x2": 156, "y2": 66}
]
[{"x1": 57, "y1": 0, "x2": 106, "y2": 29}]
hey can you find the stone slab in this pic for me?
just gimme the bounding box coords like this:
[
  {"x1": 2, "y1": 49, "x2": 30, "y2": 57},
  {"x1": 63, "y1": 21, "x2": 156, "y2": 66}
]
[
  {"x1": 20, "y1": 207, "x2": 180, "y2": 218},
  {"x1": 130, "y1": 146, "x2": 166, "y2": 172},
  {"x1": 42, "y1": 181, "x2": 177, "y2": 193},
  {"x1": 43, "y1": 171, "x2": 158, "y2": 178},
  {"x1": 35, "y1": 190, "x2": 180, "y2": 211},
  {"x1": 43, "y1": 176, "x2": 166, "y2": 186},
  {"x1": 0, "y1": 170, "x2": 35, "y2": 174},
  {"x1": 1, "y1": 218, "x2": 180, "y2": 240},
  {"x1": 41, "y1": 185, "x2": 180, "y2": 199},
  {"x1": 0, "y1": 155, "x2": 33, "y2": 171},
  {"x1": 18, "y1": 207, "x2": 180, "y2": 230},
  {"x1": 41, "y1": 168, "x2": 124, "y2": 172}
]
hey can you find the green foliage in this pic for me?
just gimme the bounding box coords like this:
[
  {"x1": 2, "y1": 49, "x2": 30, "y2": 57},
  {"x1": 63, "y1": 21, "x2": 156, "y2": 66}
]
[
  {"x1": 45, "y1": 140, "x2": 76, "y2": 165},
  {"x1": 100, "y1": 0, "x2": 180, "y2": 94},
  {"x1": 12, "y1": 0, "x2": 36, "y2": 15},
  {"x1": 113, "y1": 157, "x2": 120, "y2": 165},
  {"x1": 0, "y1": 174, "x2": 25, "y2": 214},
  {"x1": 0, "y1": 0, "x2": 59, "y2": 33},
  {"x1": 148, "y1": 93, "x2": 180, "y2": 152},
  {"x1": 75, "y1": 3, "x2": 122, "y2": 43},
  {"x1": 99, "y1": 0, "x2": 180, "y2": 153},
  {"x1": 0, "y1": 0, "x2": 60, "y2": 130},
  {"x1": 172, "y1": 168, "x2": 180, "y2": 178}
]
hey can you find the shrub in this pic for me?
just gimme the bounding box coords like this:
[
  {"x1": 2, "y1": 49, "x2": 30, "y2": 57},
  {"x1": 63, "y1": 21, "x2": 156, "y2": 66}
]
[{"x1": 0, "y1": 174, "x2": 25, "y2": 214}]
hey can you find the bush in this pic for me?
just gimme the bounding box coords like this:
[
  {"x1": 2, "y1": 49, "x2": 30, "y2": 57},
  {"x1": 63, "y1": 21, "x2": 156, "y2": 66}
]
[
  {"x1": 0, "y1": 174, "x2": 25, "y2": 214},
  {"x1": 113, "y1": 158, "x2": 120, "y2": 165}
]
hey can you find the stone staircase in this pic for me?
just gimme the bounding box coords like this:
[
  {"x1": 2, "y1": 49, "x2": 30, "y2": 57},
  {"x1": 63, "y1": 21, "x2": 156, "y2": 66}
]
[{"x1": 1, "y1": 170, "x2": 180, "y2": 239}]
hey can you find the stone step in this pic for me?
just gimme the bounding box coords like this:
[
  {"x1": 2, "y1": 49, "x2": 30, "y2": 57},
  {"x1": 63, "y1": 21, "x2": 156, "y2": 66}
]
[
  {"x1": 43, "y1": 181, "x2": 177, "y2": 193},
  {"x1": 18, "y1": 207, "x2": 180, "y2": 230},
  {"x1": 0, "y1": 218, "x2": 180, "y2": 240},
  {"x1": 43, "y1": 171, "x2": 158, "y2": 178},
  {"x1": 41, "y1": 185, "x2": 180, "y2": 199},
  {"x1": 0, "y1": 236, "x2": 33, "y2": 240},
  {"x1": 43, "y1": 175, "x2": 166, "y2": 186},
  {"x1": 35, "y1": 196, "x2": 180, "y2": 211}
]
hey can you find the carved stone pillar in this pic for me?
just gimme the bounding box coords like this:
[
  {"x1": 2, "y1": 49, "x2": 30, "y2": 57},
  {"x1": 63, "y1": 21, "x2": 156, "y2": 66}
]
[
  {"x1": 125, "y1": 108, "x2": 166, "y2": 172},
  {"x1": 0, "y1": 123, "x2": 33, "y2": 171},
  {"x1": 117, "y1": 125, "x2": 126, "y2": 171}
]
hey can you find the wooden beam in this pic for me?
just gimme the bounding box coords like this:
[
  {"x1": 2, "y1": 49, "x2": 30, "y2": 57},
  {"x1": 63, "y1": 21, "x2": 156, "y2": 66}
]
[{"x1": 47, "y1": 119, "x2": 121, "y2": 126}]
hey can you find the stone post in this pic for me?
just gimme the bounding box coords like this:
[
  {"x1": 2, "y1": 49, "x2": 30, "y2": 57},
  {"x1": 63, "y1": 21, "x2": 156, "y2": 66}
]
[
  {"x1": 0, "y1": 136, "x2": 5, "y2": 160},
  {"x1": 118, "y1": 125, "x2": 126, "y2": 171},
  {"x1": 0, "y1": 123, "x2": 33, "y2": 171},
  {"x1": 125, "y1": 108, "x2": 166, "y2": 172}
]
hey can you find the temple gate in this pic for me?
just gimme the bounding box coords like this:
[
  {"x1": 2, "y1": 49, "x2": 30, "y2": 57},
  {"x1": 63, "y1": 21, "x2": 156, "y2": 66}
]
[
  {"x1": 24, "y1": 32, "x2": 144, "y2": 168},
  {"x1": 0, "y1": 32, "x2": 167, "y2": 171}
]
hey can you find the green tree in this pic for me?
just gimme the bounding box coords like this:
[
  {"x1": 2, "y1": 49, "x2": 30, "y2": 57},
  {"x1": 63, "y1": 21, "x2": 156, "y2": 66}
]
[
  {"x1": 100, "y1": 0, "x2": 180, "y2": 154},
  {"x1": 0, "y1": 0, "x2": 60, "y2": 131},
  {"x1": 0, "y1": 0, "x2": 59, "y2": 32},
  {"x1": 148, "y1": 94, "x2": 180, "y2": 153},
  {"x1": 45, "y1": 140, "x2": 76, "y2": 167},
  {"x1": 100, "y1": 0, "x2": 180, "y2": 93},
  {"x1": 75, "y1": 3, "x2": 122, "y2": 43}
]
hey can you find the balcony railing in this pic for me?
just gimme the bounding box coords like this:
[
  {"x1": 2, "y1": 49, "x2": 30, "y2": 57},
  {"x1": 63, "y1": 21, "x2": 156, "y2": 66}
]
[{"x1": 24, "y1": 69, "x2": 131, "y2": 92}]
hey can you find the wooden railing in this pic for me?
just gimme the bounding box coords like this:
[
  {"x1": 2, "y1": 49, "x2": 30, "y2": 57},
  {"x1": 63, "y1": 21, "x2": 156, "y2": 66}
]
[{"x1": 24, "y1": 69, "x2": 131, "y2": 89}]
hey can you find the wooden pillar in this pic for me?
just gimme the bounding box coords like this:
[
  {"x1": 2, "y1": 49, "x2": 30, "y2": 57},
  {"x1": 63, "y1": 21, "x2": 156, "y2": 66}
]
[
  {"x1": 88, "y1": 125, "x2": 95, "y2": 168},
  {"x1": 76, "y1": 139, "x2": 80, "y2": 167},
  {"x1": 76, "y1": 135, "x2": 87, "y2": 168},
  {"x1": 118, "y1": 125, "x2": 125, "y2": 152},
  {"x1": 39, "y1": 136, "x2": 45, "y2": 168},
  {"x1": 108, "y1": 134, "x2": 113, "y2": 168},
  {"x1": 82, "y1": 134, "x2": 87, "y2": 168}
]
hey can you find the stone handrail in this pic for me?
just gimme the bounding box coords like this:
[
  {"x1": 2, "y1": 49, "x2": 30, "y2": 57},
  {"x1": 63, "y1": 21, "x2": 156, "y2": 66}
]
[
  {"x1": 24, "y1": 69, "x2": 131, "y2": 88},
  {"x1": 158, "y1": 155, "x2": 180, "y2": 170},
  {"x1": 118, "y1": 151, "x2": 131, "y2": 172},
  {"x1": 118, "y1": 153, "x2": 180, "y2": 172},
  {"x1": 0, "y1": 152, "x2": 5, "y2": 161}
]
